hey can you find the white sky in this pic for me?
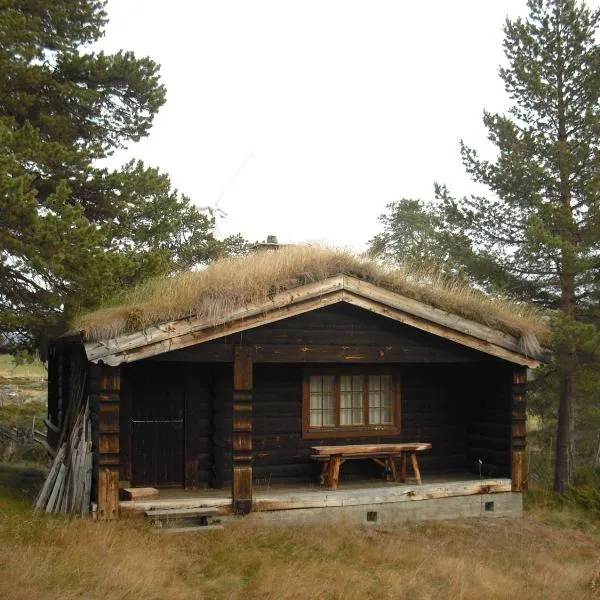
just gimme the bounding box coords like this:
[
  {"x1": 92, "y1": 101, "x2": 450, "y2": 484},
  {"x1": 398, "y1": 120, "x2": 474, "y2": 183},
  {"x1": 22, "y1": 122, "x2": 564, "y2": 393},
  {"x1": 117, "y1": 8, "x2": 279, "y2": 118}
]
[{"x1": 96, "y1": 0, "x2": 600, "y2": 251}]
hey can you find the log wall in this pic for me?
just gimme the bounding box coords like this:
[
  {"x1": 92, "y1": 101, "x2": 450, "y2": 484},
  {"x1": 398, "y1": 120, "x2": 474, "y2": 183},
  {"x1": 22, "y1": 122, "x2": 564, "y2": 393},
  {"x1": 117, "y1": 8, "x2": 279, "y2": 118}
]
[
  {"x1": 134, "y1": 304, "x2": 517, "y2": 488},
  {"x1": 153, "y1": 304, "x2": 484, "y2": 364},
  {"x1": 465, "y1": 363, "x2": 512, "y2": 477},
  {"x1": 209, "y1": 363, "x2": 473, "y2": 487}
]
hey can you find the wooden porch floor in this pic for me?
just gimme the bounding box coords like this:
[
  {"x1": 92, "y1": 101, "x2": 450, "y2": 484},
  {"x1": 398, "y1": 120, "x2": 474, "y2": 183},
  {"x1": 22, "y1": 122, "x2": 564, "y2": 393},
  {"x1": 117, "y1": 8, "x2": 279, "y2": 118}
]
[{"x1": 120, "y1": 472, "x2": 513, "y2": 514}]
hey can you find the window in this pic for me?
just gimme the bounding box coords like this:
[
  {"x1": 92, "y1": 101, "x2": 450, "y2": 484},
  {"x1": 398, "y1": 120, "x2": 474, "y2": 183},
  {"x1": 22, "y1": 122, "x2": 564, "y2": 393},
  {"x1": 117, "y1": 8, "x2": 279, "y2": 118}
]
[{"x1": 302, "y1": 369, "x2": 400, "y2": 438}]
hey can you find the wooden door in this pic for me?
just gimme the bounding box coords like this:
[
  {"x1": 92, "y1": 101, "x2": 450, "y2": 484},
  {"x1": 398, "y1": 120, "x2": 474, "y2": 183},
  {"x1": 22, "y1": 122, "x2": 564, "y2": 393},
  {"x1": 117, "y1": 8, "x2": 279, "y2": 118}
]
[{"x1": 131, "y1": 365, "x2": 184, "y2": 487}]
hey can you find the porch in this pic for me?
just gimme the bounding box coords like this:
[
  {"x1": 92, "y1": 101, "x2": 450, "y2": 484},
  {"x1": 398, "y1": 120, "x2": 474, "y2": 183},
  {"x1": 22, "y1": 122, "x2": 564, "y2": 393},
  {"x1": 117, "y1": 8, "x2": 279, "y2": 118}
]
[{"x1": 119, "y1": 473, "x2": 520, "y2": 524}]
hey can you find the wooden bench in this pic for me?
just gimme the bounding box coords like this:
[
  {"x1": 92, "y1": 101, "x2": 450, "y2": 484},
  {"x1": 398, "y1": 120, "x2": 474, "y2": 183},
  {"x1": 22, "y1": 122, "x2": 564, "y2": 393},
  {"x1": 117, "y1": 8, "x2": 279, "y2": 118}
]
[{"x1": 311, "y1": 443, "x2": 432, "y2": 490}]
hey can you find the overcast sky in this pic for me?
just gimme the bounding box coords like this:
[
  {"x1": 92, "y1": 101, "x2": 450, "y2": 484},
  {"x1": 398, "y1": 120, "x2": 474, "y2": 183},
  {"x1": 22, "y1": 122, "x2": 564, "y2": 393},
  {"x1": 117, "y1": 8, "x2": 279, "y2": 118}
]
[{"x1": 97, "y1": 0, "x2": 600, "y2": 251}]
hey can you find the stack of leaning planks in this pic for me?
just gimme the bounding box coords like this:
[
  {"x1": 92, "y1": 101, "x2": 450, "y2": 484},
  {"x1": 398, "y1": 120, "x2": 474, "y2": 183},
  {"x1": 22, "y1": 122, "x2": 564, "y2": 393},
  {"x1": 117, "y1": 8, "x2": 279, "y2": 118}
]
[{"x1": 34, "y1": 360, "x2": 93, "y2": 516}]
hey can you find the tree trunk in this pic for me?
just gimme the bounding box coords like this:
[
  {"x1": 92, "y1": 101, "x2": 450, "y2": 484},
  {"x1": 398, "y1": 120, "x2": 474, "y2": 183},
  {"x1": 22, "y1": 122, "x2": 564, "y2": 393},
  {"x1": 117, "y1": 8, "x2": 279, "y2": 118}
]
[
  {"x1": 554, "y1": 270, "x2": 576, "y2": 493},
  {"x1": 554, "y1": 366, "x2": 575, "y2": 492}
]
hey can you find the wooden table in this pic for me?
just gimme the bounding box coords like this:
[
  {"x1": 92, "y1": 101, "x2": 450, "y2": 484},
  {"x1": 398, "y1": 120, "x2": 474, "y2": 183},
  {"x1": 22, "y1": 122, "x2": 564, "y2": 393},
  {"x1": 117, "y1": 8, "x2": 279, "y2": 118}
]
[{"x1": 311, "y1": 443, "x2": 432, "y2": 490}]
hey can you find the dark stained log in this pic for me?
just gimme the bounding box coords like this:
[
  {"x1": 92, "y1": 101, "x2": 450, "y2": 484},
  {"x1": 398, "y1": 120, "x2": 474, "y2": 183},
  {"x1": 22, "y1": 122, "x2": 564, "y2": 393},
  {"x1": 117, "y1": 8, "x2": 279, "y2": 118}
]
[
  {"x1": 148, "y1": 304, "x2": 486, "y2": 365},
  {"x1": 467, "y1": 446, "x2": 512, "y2": 466},
  {"x1": 232, "y1": 348, "x2": 253, "y2": 514},
  {"x1": 90, "y1": 364, "x2": 120, "y2": 520},
  {"x1": 150, "y1": 343, "x2": 481, "y2": 364},
  {"x1": 511, "y1": 367, "x2": 528, "y2": 491},
  {"x1": 465, "y1": 459, "x2": 507, "y2": 477},
  {"x1": 184, "y1": 365, "x2": 212, "y2": 489},
  {"x1": 465, "y1": 363, "x2": 512, "y2": 478},
  {"x1": 119, "y1": 367, "x2": 132, "y2": 482}
]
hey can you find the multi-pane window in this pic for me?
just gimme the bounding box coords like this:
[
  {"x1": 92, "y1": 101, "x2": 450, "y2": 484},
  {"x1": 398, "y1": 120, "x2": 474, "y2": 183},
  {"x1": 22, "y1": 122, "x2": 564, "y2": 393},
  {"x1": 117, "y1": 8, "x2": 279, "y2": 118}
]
[{"x1": 304, "y1": 370, "x2": 399, "y2": 436}]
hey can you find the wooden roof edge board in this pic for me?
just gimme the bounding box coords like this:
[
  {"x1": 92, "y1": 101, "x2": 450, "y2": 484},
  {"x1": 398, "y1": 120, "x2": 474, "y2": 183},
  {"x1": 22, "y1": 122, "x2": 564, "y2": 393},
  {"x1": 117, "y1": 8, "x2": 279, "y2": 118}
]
[
  {"x1": 344, "y1": 293, "x2": 541, "y2": 368},
  {"x1": 84, "y1": 276, "x2": 347, "y2": 362},
  {"x1": 341, "y1": 275, "x2": 530, "y2": 356},
  {"x1": 88, "y1": 291, "x2": 349, "y2": 366},
  {"x1": 91, "y1": 290, "x2": 540, "y2": 369}
]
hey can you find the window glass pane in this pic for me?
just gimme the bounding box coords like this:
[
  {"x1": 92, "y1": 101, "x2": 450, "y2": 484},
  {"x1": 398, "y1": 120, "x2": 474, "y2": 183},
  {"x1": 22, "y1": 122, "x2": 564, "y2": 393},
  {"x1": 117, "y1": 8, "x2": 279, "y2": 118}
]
[
  {"x1": 310, "y1": 393, "x2": 321, "y2": 410},
  {"x1": 381, "y1": 407, "x2": 393, "y2": 424},
  {"x1": 309, "y1": 376, "x2": 335, "y2": 427},
  {"x1": 340, "y1": 375, "x2": 364, "y2": 425},
  {"x1": 340, "y1": 375, "x2": 351, "y2": 392},
  {"x1": 310, "y1": 409, "x2": 321, "y2": 426},
  {"x1": 322, "y1": 410, "x2": 335, "y2": 426},
  {"x1": 368, "y1": 375, "x2": 393, "y2": 424},
  {"x1": 368, "y1": 375, "x2": 381, "y2": 391},
  {"x1": 340, "y1": 390, "x2": 350, "y2": 410},
  {"x1": 369, "y1": 407, "x2": 380, "y2": 424},
  {"x1": 310, "y1": 376, "x2": 322, "y2": 393}
]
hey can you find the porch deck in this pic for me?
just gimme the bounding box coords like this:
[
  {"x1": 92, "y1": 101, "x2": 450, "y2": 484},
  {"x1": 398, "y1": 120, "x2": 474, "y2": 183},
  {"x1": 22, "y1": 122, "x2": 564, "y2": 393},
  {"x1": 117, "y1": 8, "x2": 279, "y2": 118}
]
[{"x1": 119, "y1": 472, "x2": 515, "y2": 517}]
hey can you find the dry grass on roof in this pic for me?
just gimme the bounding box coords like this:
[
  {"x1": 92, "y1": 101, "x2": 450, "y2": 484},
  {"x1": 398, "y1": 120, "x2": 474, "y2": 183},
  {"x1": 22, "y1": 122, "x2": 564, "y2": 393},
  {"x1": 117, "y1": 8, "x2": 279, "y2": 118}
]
[{"x1": 74, "y1": 245, "x2": 550, "y2": 349}]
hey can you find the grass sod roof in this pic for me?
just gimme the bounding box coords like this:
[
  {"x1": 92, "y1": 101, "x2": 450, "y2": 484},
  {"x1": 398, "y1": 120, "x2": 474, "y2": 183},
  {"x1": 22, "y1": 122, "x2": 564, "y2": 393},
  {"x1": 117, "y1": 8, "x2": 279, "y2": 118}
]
[{"x1": 73, "y1": 246, "x2": 550, "y2": 355}]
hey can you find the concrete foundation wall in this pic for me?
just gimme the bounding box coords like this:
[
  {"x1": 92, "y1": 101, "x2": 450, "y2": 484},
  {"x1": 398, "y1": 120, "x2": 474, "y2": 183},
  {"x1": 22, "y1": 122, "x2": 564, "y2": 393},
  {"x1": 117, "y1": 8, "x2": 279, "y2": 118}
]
[{"x1": 242, "y1": 492, "x2": 522, "y2": 526}]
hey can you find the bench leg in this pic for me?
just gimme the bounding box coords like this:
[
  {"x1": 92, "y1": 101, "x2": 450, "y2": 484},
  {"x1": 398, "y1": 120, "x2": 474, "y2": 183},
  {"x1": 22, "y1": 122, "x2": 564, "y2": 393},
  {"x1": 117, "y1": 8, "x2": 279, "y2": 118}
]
[
  {"x1": 385, "y1": 456, "x2": 398, "y2": 482},
  {"x1": 410, "y1": 452, "x2": 422, "y2": 485},
  {"x1": 318, "y1": 460, "x2": 329, "y2": 486},
  {"x1": 400, "y1": 452, "x2": 407, "y2": 483},
  {"x1": 328, "y1": 456, "x2": 342, "y2": 490}
]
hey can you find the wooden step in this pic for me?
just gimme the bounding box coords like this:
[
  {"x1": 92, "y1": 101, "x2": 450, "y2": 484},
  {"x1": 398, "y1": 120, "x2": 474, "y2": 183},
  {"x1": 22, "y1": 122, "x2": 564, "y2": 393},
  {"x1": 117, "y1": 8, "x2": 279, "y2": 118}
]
[
  {"x1": 144, "y1": 506, "x2": 219, "y2": 519},
  {"x1": 153, "y1": 525, "x2": 224, "y2": 534}
]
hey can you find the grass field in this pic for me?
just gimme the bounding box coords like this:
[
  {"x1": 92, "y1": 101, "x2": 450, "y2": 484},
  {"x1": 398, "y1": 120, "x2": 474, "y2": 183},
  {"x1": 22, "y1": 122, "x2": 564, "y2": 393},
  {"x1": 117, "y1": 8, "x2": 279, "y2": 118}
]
[
  {"x1": 0, "y1": 354, "x2": 46, "y2": 379},
  {"x1": 0, "y1": 468, "x2": 599, "y2": 600}
]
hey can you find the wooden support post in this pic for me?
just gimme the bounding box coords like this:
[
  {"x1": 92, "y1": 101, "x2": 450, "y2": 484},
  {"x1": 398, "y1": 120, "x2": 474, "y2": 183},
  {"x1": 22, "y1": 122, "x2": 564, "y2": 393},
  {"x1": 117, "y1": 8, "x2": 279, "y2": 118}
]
[
  {"x1": 232, "y1": 347, "x2": 253, "y2": 514},
  {"x1": 90, "y1": 364, "x2": 121, "y2": 520},
  {"x1": 511, "y1": 367, "x2": 528, "y2": 492}
]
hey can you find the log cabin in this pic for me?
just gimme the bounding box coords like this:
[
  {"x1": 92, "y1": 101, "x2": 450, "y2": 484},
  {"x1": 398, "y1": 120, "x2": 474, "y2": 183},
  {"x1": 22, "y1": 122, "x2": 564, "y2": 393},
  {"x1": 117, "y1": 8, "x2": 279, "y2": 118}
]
[{"x1": 43, "y1": 246, "x2": 550, "y2": 524}]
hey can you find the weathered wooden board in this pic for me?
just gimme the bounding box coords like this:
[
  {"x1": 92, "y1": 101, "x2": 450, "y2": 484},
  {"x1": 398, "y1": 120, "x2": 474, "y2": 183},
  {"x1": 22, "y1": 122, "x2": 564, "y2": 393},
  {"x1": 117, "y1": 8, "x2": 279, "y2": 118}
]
[
  {"x1": 311, "y1": 443, "x2": 432, "y2": 455},
  {"x1": 122, "y1": 487, "x2": 159, "y2": 500},
  {"x1": 511, "y1": 367, "x2": 528, "y2": 491},
  {"x1": 252, "y1": 479, "x2": 513, "y2": 512},
  {"x1": 232, "y1": 348, "x2": 253, "y2": 514},
  {"x1": 90, "y1": 364, "x2": 121, "y2": 520}
]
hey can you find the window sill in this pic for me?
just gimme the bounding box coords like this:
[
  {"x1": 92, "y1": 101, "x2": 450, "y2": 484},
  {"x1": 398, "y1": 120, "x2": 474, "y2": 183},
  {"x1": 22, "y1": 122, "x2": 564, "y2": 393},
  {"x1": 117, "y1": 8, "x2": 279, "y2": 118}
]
[{"x1": 303, "y1": 426, "x2": 400, "y2": 440}]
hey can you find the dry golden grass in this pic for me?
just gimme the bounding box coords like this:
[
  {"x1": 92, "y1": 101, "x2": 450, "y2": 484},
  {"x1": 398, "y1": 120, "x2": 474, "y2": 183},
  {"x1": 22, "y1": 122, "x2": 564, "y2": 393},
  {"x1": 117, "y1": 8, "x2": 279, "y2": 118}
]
[
  {"x1": 74, "y1": 246, "x2": 549, "y2": 350},
  {"x1": 1, "y1": 470, "x2": 598, "y2": 600},
  {"x1": 0, "y1": 507, "x2": 599, "y2": 600}
]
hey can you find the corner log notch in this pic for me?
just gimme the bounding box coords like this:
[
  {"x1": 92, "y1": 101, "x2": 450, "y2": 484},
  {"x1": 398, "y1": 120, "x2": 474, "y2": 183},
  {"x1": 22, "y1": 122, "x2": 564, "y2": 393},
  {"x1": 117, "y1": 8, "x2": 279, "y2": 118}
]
[
  {"x1": 511, "y1": 368, "x2": 527, "y2": 492},
  {"x1": 90, "y1": 364, "x2": 121, "y2": 520},
  {"x1": 232, "y1": 347, "x2": 253, "y2": 514}
]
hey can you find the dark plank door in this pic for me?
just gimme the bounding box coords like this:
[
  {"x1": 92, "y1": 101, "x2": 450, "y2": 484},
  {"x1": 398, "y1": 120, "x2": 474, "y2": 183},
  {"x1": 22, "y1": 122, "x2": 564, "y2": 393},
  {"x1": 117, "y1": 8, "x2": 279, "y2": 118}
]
[{"x1": 131, "y1": 365, "x2": 184, "y2": 487}]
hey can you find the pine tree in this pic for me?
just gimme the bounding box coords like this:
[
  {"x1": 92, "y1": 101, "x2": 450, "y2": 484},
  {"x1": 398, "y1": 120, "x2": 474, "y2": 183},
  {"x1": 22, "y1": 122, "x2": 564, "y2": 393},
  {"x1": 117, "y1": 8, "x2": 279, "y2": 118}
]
[
  {"x1": 0, "y1": 1, "x2": 225, "y2": 352},
  {"x1": 371, "y1": 0, "x2": 600, "y2": 491}
]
